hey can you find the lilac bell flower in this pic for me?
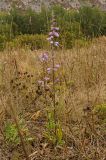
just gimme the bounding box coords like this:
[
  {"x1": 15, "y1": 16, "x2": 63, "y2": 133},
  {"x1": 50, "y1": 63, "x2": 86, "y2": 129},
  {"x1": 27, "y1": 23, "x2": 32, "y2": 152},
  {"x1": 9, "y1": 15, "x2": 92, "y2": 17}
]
[
  {"x1": 49, "y1": 31, "x2": 59, "y2": 38},
  {"x1": 53, "y1": 64, "x2": 60, "y2": 71},
  {"x1": 40, "y1": 53, "x2": 48, "y2": 62},
  {"x1": 47, "y1": 36, "x2": 54, "y2": 41},
  {"x1": 47, "y1": 37, "x2": 51, "y2": 41},
  {"x1": 44, "y1": 77, "x2": 50, "y2": 81},
  {"x1": 51, "y1": 27, "x2": 59, "y2": 31},
  {"x1": 53, "y1": 68, "x2": 58, "y2": 71},
  {"x1": 55, "y1": 27, "x2": 59, "y2": 31},
  {"x1": 50, "y1": 40, "x2": 53, "y2": 43},
  {"x1": 47, "y1": 68, "x2": 51, "y2": 73},
  {"x1": 49, "y1": 32, "x2": 53, "y2": 36},
  {"x1": 55, "y1": 78, "x2": 60, "y2": 83},
  {"x1": 53, "y1": 31, "x2": 59, "y2": 38},
  {"x1": 55, "y1": 64, "x2": 60, "y2": 68},
  {"x1": 54, "y1": 42, "x2": 59, "y2": 47},
  {"x1": 47, "y1": 17, "x2": 60, "y2": 47}
]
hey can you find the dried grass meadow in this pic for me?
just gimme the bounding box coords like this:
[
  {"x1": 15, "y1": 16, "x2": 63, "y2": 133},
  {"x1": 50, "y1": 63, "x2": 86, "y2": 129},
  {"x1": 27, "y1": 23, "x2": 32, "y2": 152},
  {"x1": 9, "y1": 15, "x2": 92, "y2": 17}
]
[{"x1": 0, "y1": 36, "x2": 106, "y2": 160}]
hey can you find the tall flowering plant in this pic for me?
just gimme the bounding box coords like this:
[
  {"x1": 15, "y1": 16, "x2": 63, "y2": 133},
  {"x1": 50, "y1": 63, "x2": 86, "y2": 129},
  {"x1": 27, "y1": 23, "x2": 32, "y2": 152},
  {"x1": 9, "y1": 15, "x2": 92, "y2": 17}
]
[
  {"x1": 38, "y1": 14, "x2": 63, "y2": 145},
  {"x1": 38, "y1": 14, "x2": 60, "y2": 92},
  {"x1": 47, "y1": 15, "x2": 60, "y2": 139}
]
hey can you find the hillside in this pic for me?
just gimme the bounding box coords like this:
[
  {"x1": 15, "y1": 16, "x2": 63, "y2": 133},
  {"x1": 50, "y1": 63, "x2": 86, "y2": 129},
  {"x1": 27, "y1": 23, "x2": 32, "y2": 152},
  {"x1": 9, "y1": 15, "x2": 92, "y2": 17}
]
[{"x1": 0, "y1": 0, "x2": 106, "y2": 11}]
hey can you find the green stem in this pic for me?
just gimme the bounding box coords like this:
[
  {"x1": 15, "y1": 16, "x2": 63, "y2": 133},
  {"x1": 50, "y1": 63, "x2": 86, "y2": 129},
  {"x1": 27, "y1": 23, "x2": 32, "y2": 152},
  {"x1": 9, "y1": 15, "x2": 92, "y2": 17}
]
[
  {"x1": 51, "y1": 46, "x2": 57, "y2": 140},
  {"x1": 10, "y1": 98, "x2": 30, "y2": 160}
]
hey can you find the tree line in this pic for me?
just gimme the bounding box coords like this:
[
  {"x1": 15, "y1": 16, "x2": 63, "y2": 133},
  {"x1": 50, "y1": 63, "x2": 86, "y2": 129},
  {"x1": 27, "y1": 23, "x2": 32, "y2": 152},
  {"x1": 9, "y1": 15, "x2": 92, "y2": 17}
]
[{"x1": 0, "y1": 5, "x2": 106, "y2": 50}]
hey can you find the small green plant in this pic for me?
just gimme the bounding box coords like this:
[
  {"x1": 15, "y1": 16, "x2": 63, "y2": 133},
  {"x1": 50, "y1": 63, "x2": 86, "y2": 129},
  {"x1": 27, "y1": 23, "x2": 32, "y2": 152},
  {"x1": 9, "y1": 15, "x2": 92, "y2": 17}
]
[
  {"x1": 94, "y1": 103, "x2": 106, "y2": 124},
  {"x1": 5, "y1": 122, "x2": 20, "y2": 145},
  {"x1": 4, "y1": 120, "x2": 34, "y2": 146},
  {"x1": 45, "y1": 112, "x2": 63, "y2": 145}
]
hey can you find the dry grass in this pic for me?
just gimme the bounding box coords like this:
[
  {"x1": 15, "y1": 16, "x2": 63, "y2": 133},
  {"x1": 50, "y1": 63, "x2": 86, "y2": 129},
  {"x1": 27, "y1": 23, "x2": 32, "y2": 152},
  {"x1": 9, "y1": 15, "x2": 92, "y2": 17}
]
[{"x1": 0, "y1": 37, "x2": 106, "y2": 160}]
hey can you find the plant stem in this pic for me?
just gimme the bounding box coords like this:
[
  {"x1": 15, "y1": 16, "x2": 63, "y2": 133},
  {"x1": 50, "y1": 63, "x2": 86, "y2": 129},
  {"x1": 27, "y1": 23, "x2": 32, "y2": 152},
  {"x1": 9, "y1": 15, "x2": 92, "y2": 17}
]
[
  {"x1": 51, "y1": 46, "x2": 57, "y2": 139},
  {"x1": 9, "y1": 97, "x2": 30, "y2": 160}
]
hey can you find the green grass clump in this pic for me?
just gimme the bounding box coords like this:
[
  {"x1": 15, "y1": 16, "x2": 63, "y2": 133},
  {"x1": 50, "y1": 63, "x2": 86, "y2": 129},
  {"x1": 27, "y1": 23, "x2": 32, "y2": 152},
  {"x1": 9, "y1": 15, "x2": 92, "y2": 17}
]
[
  {"x1": 4, "y1": 120, "x2": 34, "y2": 146},
  {"x1": 94, "y1": 103, "x2": 106, "y2": 123}
]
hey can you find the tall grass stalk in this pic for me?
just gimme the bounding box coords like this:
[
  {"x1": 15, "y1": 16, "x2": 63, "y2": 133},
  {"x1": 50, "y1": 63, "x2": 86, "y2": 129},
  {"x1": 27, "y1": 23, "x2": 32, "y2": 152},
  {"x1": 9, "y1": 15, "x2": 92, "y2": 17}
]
[
  {"x1": 51, "y1": 45, "x2": 57, "y2": 138},
  {"x1": 9, "y1": 94, "x2": 30, "y2": 160}
]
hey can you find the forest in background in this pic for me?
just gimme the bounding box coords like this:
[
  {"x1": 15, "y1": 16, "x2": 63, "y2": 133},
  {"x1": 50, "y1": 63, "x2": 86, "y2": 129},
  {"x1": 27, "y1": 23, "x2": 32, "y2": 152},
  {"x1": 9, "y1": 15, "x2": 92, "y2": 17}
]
[{"x1": 0, "y1": 5, "x2": 106, "y2": 50}]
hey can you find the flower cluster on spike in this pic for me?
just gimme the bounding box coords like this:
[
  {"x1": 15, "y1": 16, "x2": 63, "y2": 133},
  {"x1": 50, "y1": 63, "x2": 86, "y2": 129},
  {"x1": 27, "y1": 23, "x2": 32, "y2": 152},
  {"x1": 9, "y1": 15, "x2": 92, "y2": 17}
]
[
  {"x1": 47, "y1": 64, "x2": 60, "y2": 74},
  {"x1": 38, "y1": 52, "x2": 60, "y2": 86},
  {"x1": 39, "y1": 52, "x2": 48, "y2": 62},
  {"x1": 47, "y1": 17, "x2": 59, "y2": 47},
  {"x1": 38, "y1": 15, "x2": 60, "y2": 87}
]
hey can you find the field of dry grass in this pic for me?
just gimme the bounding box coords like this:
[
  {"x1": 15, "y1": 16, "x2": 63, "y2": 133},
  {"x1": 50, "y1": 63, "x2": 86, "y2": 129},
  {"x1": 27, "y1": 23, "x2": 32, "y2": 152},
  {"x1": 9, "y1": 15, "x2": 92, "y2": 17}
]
[{"x1": 0, "y1": 37, "x2": 106, "y2": 160}]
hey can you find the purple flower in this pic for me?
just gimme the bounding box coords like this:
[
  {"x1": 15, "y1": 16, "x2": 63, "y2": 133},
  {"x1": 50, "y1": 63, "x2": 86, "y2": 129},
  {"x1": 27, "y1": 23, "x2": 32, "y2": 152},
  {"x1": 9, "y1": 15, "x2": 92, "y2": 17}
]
[
  {"x1": 54, "y1": 42, "x2": 59, "y2": 47},
  {"x1": 47, "y1": 68, "x2": 51, "y2": 73},
  {"x1": 55, "y1": 64, "x2": 60, "y2": 68},
  {"x1": 44, "y1": 77, "x2": 50, "y2": 81},
  {"x1": 50, "y1": 41, "x2": 54, "y2": 44},
  {"x1": 55, "y1": 27, "x2": 59, "y2": 31},
  {"x1": 51, "y1": 36, "x2": 54, "y2": 39},
  {"x1": 47, "y1": 36, "x2": 54, "y2": 41},
  {"x1": 53, "y1": 68, "x2": 58, "y2": 71},
  {"x1": 47, "y1": 37, "x2": 51, "y2": 41},
  {"x1": 49, "y1": 31, "x2": 59, "y2": 38},
  {"x1": 49, "y1": 32, "x2": 53, "y2": 36},
  {"x1": 47, "y1": 16, "x2": 60, "y2": 47},
  {"x1": 55, "y1": 78, "x2": 59, "y2": 83},
  {"x1": 53, "y1": 64, "x2": 60, "y2": 71},
  {"x1": 53, "y1": 31, "x2": 59, "y2": 37},
  {"x1": 40, "y1": 53, "x2": 48, "y2": 62},
  {"x1": 51, "y1": 27, "x2": 59, "y2": 31}
]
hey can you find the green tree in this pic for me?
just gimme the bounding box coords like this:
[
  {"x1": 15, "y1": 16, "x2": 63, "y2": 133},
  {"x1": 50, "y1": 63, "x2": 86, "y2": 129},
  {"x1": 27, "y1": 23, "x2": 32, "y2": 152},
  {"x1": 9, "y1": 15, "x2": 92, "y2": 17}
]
[{"x1": 79, "y1": 7, "x2": 103, "y2": 38}]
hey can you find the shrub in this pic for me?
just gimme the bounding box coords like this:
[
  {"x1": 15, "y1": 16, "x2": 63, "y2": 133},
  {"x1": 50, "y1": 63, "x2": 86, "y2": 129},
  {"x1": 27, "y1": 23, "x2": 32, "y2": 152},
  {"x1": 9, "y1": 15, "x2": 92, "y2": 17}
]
[
  {"x1": 7, "y1": 34, "x2": 49, "y2": 50},
  {"x1": 0, "y1": 35, "x2": 6, "y2": 51},
  {"x1": 0, "y1": 24, "x2": 13, "y2": 39},
  {"x1": 60, "y1": 32, "x2": 82, "y2": 49},
  {"x1": 60, "y1": 31, "x2": 73, "y2": 49},
  {"x1": 78, "y1": 7, "x2": 104, "y2": 38},
  {"x1": 10, "y1": 6, "x2": 49, "y2": 35}
]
